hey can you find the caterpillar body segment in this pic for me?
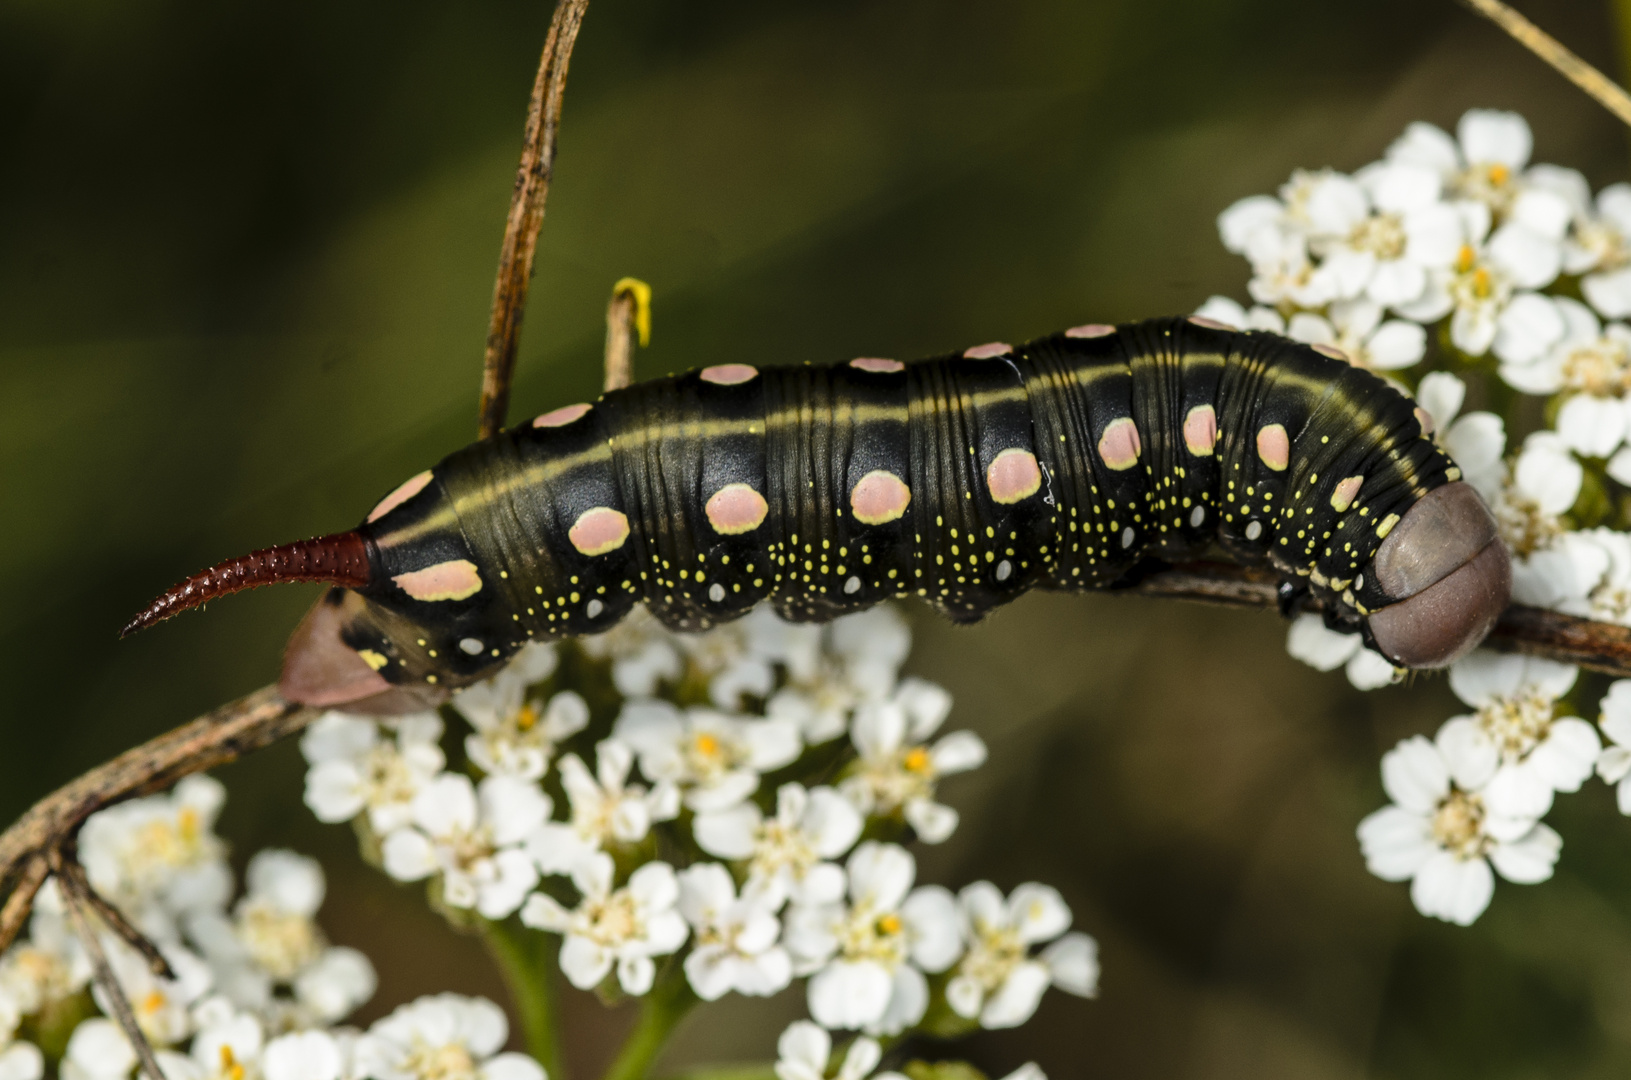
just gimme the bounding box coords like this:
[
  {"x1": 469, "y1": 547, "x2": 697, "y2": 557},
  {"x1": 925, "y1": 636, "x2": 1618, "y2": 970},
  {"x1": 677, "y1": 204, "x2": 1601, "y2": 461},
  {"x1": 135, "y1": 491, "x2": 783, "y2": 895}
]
[{"x1": 125, "y1": 316, "x2": 1511, "y2": 713}]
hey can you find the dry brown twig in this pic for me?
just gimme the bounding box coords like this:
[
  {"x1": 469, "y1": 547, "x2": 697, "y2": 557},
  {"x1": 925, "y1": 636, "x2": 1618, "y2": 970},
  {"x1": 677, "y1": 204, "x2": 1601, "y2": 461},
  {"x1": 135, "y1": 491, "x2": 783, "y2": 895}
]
[
  {"x1": 1460, "y1": 0, "x2": 1631, "y2": 128},
  {"x1": 477, "y1": 0, "x2": 592, "y2": 439},
  {"x1": 603, "y1": 277, "x2": 651, "y2": 393},
  {"x1": 8, "y1": 0, "x2": 1631, "y2": 1067}
]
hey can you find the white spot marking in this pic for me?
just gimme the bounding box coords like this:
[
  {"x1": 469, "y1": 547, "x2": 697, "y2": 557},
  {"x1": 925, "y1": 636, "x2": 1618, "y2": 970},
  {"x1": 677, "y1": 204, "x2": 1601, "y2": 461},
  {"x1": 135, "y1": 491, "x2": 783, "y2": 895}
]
[
  {"x1": 459, "y1": 638, "x2": 483, "y2": 655},
  {"x1": 844, "y1": 576, "x2": 861, "y2": 595},
  {"x1": 1120, "y1": 527, "x2": 1134, "y2": 548},
  {"x1": 587, "y1": 598, "x2": 604, "y2": 618},
  {"x1": 1190, "y1": 506, "x2": 1205, "y2": 527},
  {"x1": 708, "y1": 583, "x2": 726, "y2": 602},
  {"x1": 1245, "y1": 521, "x2": 1263, "y2": 540},
  {"x1": 996, "y1": 559, "x2": 1013, "y2": 582},
  {"x1": 1355, "y1": 574, "x2": 1365, "y2": 590}
]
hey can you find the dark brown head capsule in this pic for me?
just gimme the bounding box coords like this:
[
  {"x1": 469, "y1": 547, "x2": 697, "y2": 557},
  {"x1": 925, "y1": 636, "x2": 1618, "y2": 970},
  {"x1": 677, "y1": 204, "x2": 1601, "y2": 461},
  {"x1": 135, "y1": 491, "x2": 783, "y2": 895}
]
[{"x1": 1365, "y1": 482, "x2": 1511, "y2": 668}]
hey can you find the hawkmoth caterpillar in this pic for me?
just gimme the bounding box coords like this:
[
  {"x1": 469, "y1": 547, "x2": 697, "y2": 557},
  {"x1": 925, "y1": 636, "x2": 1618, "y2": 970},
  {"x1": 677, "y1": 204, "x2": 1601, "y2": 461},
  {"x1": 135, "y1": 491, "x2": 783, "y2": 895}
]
[{"x1": 123, "y1": 315, "x2": 1511, "y2": 714}]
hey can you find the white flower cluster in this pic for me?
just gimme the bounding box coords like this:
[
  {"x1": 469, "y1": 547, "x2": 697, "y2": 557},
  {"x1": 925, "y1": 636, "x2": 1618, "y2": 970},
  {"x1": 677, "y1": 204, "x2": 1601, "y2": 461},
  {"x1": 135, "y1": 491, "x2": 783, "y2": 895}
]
[
  {"x1": 0, "y1": 777, "x2": 541, "y2": 1080},
  {"x1": 304, "y1": 602, "x2": 1097, "y2": 1076},
  {"x1": 1203, "y1": 107, "x2": 1631, "y2": 926}
]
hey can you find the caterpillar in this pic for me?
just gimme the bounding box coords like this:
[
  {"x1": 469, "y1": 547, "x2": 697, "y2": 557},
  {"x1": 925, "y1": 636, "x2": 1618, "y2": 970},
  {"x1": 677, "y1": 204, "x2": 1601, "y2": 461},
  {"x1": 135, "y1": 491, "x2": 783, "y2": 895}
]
[{"x1": 123, "y1": 315, "x2": 1511, "y2": 715}]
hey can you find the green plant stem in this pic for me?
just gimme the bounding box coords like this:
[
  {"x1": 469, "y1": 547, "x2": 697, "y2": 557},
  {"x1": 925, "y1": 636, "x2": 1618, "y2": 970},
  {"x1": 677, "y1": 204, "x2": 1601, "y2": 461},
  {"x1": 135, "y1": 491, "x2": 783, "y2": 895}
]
[
  {"x1": 481, "y1": 918, "x2": 566, "y2": 1080},
  {"x1": 601, "y1": 969, "x2": 699, "y2": 1080}
]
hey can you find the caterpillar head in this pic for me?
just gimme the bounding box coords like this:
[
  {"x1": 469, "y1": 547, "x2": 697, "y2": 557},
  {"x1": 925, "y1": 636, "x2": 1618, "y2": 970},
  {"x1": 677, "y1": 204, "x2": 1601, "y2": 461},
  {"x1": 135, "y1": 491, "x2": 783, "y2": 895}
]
[{"x1": 1365, "y1": 482, "x2": 1511, "y2": 668}]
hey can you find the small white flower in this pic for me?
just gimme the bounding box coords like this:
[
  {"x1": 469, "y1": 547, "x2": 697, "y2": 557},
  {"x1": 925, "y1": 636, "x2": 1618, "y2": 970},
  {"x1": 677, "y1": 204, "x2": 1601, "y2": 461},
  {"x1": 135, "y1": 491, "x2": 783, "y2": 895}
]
[
  {"x1": 1415, "y1": 372, "x2": 1508, "y2": 503},
  {"x1": 186, "y1": 1008, "x2": 263, "y2": 1080},
  {"x1": 841, "y1": 680, "x2": 985, "y2": 844},
  {"x1": 356, "y1": 993, "x2": 544, "y2": 1080},
  {"x1": 1357, "y1": 730, "x2": 1560, "y2": 926},
  {"x1": 461, "y1": 683, "x2": 587, "y2": 783},
  {"x1": 1564, "y1": 182, "x2": 1631, "y2": 317},
  {"x1": 520, "y1": 855, "x2": 688, "y2": 995},
  {"x1": 769, "y1": 606, "x2": 914, "y2": 745},
  {"x1": 676, "y1": 863, "x2": 791, "y2": 1000},
  {"x1": 381, "y1": 774, "x2": 547, "y2": 919},
  {"x1": 1595, "y1": 680, "x2": 1631, "y2": 814},
  {"x1": 1387, "y1": 110, "x2": 1535, "y2": 217},
  {"x1": 614, "y1": 701, "x2": 801, "y2": 812},
  {"x1": 1284, "y1": 614, "x2": 1401, "y2": 691},
  {"x1": 946, "y1": 882, "x2": 1098, "y2": 1029},
  {"x1": 263, "y1": 1030, "x2": 343, "y2": 1080},
  {"x1": 1439, "y1": 651, "x2": 1592, "y2": 820},
  {"x1": 1287, "y1": 300, "x2": 1426, "y2": 373},
  {"x1": 526, "y1": 741, "x2": 679, "y2": 876},
  {"x1": 784, "y1": 842, "x2": 962, "y2": 1034},
  {"x1": 0, "y1": 995, "x2": 40, "y2": 1080},
  {"x1": 61, "y1": 1019, "x2": 136, "y2": 1080},
  {"x1": 674, "y1": 606, "x2": 824, "y2": 710},
  {"x1": 0, "y1": 894, "x2": 92, "y2": 1013},
  {"x1": 79, "y1": 775, "x2": 231, "y2": 923},
  {"x1": 1191, "y1": 296, "x2": 1286, "y2": 334},
  {"x1": 92, "y1": 940, "x2": 213, "y2": 1047},
  {"x1": 773, "y1": 1022, "x2": 904, "y2": 1080},
  {"x1": 1504, "y1": 298, "x2": 1631, "y2": 459},
  {"x1": 1495, "y1": 431, "x2": 1582, "y2": 558},
  {"x1": 693, "y1": 782, "x2": 864, "y2": 908},
  {"x1": 453, "y1": 643, "x2": 586, "y2": 782},
  {"x1": 580, "y1": 604, "x2": 684, "y2": 698},
  {"x1": 1323, "y1": 161, "x2": 1463, "y2": 308},
  {"x1": 1243, "y1": 228, "x2": 1338, "y2": 310},
  {"x1": 1217, "y1": 194, "x2": 1286, "y2": 256},
  {"x1": 293, "y1": 946, "x2": 377, "y2": 1025},
  {"x1": 0, "y1": 1043, "x2": 42, "y2": 1080},
  {"x1": 301, "y1": 712, "x2": 446, "y2": 833},
  {"x1": 1539, "y1": 528, "x2": 1631, "y2": 626}
]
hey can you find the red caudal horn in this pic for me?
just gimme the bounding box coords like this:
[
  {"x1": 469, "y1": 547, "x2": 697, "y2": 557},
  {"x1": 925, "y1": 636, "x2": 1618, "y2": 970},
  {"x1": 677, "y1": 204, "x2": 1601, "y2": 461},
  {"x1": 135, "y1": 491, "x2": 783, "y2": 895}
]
[{"x1": 120, "y1": 532, "x2": 374, "y2": 637}]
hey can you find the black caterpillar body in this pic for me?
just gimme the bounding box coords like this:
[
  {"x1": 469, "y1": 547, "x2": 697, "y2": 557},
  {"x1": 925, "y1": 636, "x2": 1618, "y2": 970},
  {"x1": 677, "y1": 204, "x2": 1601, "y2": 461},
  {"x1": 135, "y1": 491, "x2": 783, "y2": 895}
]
[{"x1": 126, "y1": 316, "x2": 1511, "y2": 713}]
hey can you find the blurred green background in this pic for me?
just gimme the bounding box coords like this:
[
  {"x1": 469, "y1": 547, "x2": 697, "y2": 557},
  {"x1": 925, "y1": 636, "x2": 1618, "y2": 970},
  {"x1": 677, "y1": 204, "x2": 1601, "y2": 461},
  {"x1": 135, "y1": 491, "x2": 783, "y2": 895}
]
[{"x1": 7, "y1": 0, "x2": 1631, "y2": 1076}]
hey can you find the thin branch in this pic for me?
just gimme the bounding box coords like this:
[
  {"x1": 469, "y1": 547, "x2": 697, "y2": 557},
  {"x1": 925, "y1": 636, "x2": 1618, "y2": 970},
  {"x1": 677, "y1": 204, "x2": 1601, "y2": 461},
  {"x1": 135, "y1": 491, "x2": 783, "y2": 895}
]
[
  {"x1": 0, "y1": 855, "x2": 46, "y2": 954},
  {"x1": 57, "y1": 852, "x2": 167, "y2": 1080},
  {"x1": 1125, "y1": 560, "x2": 1631, "y2": 675},
  {"x1": 0, "y1": 685, "x2": 311, "y2": 954},
  {"x1": 478, "y1": 0, "x2": 593, "y2": 440},
  {"x1": 6, "y1": 567, "x2": 1631, "y2": 967},
  {"x1": 1460, "y1": 0, "x2": 1631, "y2": 128},
  {"x1": 60, "y1": 857, "x2": 174, "y2": 980},
  {"x1": 604, "y1": 277, "x2": 651, "y2": 393}
]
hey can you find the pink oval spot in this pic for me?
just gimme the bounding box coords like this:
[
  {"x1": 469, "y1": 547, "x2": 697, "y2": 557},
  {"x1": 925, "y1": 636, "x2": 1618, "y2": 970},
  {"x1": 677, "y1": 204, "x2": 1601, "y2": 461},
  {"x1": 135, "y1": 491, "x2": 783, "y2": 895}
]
[
  {"x1": 569, "y1": 507, "x2": 631, "y2": 556},
  {"x1": 700, "y1": 364, "x2": 758, "y2": 386},
  {"x1": 1312, "y1": 342, "x2": 1350, "y2": 362},
  {"x1": 1065, "y1": 324, "x2": 1117, "y2": 338},
  {"x1": 987, "y1": 448, "x2": 1042, "y2": 505},
  {"x1": 393, "y1": 559, "x2": 482, "y2": 602},
  {"x1": 850, "y1": 357, "x2": 904, "y2": 373},
  {"x1": 367, "y1": 470, "x2": 433, "y2": 523},
  {"x1": 1097, "y1": 417, "x2": 1141, "y2": 471},
  {"x1": 1257, "y1": 424, "x2": 1290, "y2": 471},
  {"x1": 1183, "y1": 405, "x2": 1217, "y2": 457},
  {"x1": 851, "y1": 470, "x2": 912, "y2": 526},
  {"x1": 1331, "y1": 475, "x2": 1365, "y2": 513},
  {"x1": 533, "y1": 403, "x2": 592, "y2": 428},
  {"x1": 1414, "y1": 406, "x2": 1435, "y2": 436},
  {"x1": 705, "y1": 483, "x2": 769, "y2": 535},
  {"x1": 1187, "y1": 315, "x2": 1234, "y2": 330},
  {"x1": 964, "y1": 342, "x2": 1012, "y2": 359}
]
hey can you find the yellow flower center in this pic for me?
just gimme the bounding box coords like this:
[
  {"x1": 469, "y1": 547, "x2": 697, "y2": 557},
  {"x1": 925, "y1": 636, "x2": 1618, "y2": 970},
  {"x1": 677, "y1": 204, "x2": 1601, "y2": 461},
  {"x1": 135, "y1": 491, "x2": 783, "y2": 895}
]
[
  {"x1": 219, "y1": 1047, "x2": 246, "y2": 1080},
  {"x1": 516, "y1": 704, "x2": 540, "y2": 731},
  {"x1": 903, "y1": 747, "x2": 933, "y2": 774},
  {"x1": 404, "y1": 1041, "x2": 478, "y2": 1080},
  {"x1": 1475, "y1": 688, "x2": 1558, "y2": 762},
  {"x1": 1431, "y1": 789, "x2": 1488, "y2": 859},
  {"x1": 695, "y1": 733, "x2": 722, "y2": 759}
]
